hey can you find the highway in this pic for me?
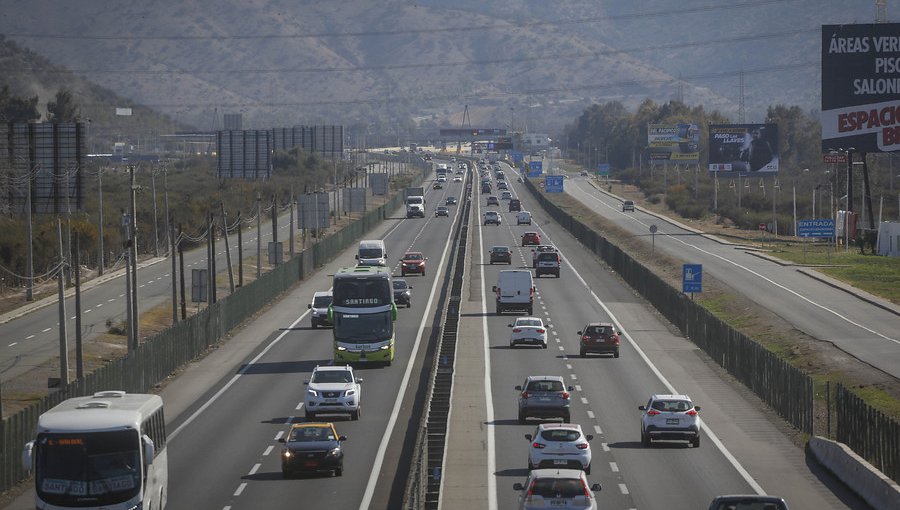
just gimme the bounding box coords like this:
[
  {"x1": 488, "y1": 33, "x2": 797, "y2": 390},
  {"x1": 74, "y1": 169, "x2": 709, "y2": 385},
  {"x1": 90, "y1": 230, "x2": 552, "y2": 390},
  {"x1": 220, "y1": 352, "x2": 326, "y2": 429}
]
[
  {"x1": 2, "y1": 159, "x2": 867, "y2": 510},
  {"x1": 560, "y1": 176, "x2": 900, "y2": 380},
  {"x1": 0, "y1": 164, "x2": 398, "y2": 383}
]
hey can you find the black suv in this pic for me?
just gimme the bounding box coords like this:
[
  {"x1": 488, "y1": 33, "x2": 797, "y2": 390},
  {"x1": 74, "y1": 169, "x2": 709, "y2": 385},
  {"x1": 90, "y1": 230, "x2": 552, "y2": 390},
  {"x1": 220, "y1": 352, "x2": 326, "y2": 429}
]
[
  {"x1": 489, "y1": 246, "x2": 512, "y2": 264},
  {"x1": 508, "y1": 199, "x2": 521, "y2": 212},
  {"x1": 535, "y1": 251, "x2": 560, "y2": 278}
]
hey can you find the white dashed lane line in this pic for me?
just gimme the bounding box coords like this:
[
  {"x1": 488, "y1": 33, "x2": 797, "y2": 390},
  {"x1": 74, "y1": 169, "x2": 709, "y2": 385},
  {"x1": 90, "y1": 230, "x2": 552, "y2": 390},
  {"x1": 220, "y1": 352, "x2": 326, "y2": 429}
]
[
  {"x1": 586, "y1": 410, "x2": 595, "y2": 419},
  {"x1": 248, "y1": 464, "x2": 261, "y2": 476},
  {"x1": 619, "y1": 484, "x2": 629, "y2": 495},
  {"x1": 263, "y1": 445, "x2": 274, "y2": 456},
  {"x1": 580, "y1": 397, "x2": 589, "y2": 405},
  {"x1": 41, "y1": 328, "x2": 51, "y2": 333},
  {"x1": 8, "y1": 342, "x2": 16, "y2": 347},
  {"x1": 593, "y1": 425, "x2": 602, "y2": 435},
  {"x1": 610, "y1": 462, "x2": 619, "y2": 472},
  {"x1": 602, "y1": 443, "x2": 610, "y2": 452},
  {"x1": 233, "y1": 483, "x2": 247, "y2": 496},
  {"x1": 25, "y1": 334, "x2": 34, "y2": 340}
]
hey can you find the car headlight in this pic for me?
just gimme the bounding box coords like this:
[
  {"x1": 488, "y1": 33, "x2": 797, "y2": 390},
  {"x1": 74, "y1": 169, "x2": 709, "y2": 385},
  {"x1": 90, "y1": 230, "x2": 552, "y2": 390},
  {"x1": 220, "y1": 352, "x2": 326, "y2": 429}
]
[
  {"x1": 307, "y1": 389, "x2": 318, "y2": 397},
  {"x1": 345, "y1": 389, "x2": 355, "y2": 396},
  {"x1": 282, "y1": 449, "x2": 293, "y2": 458},
  {"x1": 337, "y1": 346, "x2": 347, "y2": 351},
  {"x1": 327, "y1": 448, "x2": 341, "y2": 457},
  {"x1": 380, "y1": 345, "x2": 391, "y2": 350}
]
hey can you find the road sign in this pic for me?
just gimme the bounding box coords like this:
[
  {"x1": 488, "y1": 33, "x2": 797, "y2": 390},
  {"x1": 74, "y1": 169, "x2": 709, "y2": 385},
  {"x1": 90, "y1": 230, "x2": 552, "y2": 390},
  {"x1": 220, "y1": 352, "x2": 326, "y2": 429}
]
[
  {"x1": 597, "y1": 163, "x2": 610, "y2": 176},
  {"x1": 545, "y1": 175, "x2": 564, "y2": 193},
  {"x1": 528, "y1": 160, "x2": 543, "y2": 178},
  {"x1": 682, "y1": 264, "x2": 702, "y2": 293},
  {"x1": 797, "y1": 219, "x2": 835, "y2": 238},
  {"x1": 823, "y1": 153, "x2": 848, "y2": 164},
  {"x1": 759, "y1": 223, "x2": 767, "y2": 231}
]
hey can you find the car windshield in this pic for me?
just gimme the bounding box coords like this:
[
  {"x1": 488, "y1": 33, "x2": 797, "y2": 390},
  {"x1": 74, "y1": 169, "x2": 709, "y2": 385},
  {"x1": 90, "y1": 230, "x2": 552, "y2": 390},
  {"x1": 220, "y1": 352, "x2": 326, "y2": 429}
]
[
  {"x1": 651, "y1": 400, "x2": 692, "y2": 412},
  {"x1": 537, "y1": 253, "x2": 557, "y2": 261},
  {"x1": 333, "y1": 310, "x2": 393, "y2": 343},
  {"x1": 526, "y1": 380, "x2": 564, "y2": 392},
  {"x1": 358, "y1": 248, "x2": 384, "y2": 259},
  {"x1": 516, "y1": 319, "x2": 542, "y2": 327},
  {"x1": 586, "y1": 325, "x2": 612, "y2": 336},
  {"x1": 539, "y1": 429, "x2": 582, "y2": 442},
  {"x1": 492, "y1": 247, "x2": 509, "y2": 253},
  {"x1": 530, "y1": 478, "x2": 584, "y2": 498},
  {"x1": 312, "y1": 296, "x2": 332, "y2": 307},
  {"x1": 404, "y1": 253, "x2": 423, "y2": 261},
  {"x1": 311, "y1": 370, "x2": 353, "y2": 383},
  {"x1": 288, "y1": 427, "x2": 336, "y2": 442},
  {"x1": 393, "y1": 280, "x2": 408, "y2": 290}
]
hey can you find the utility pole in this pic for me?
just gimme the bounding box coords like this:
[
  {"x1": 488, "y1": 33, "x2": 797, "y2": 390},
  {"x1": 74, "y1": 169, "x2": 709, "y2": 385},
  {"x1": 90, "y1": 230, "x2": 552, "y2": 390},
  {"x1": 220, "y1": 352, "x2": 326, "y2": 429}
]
[
  {"x1": 151, "y1": 167, "x2": 159, "y2": 257},
  {"x1": 256, "y1": 193, "x2": 262, "y2": 279},
  {"x1": 170, "y1": 218, "x2": 178, "y2": 324},
  {"x1": 221, "y1": 203, "x2": 234, "y2": 294},
  {"x1": 129, "y1": 166, "x2": 139, "y2": 344},
  {"x1": 74, "y1": 233, "x2": 83, "y2": 379},
  {"x1": 25, "y1": 164, "x2": 34, "y2": 301},
  {"x1": 97, "y1": 166, "x2": 104, "y2": 276},
  {"x1": 237, "y1": 212, "x2": 243, "y2": 287},
  {"x1": 56, "y1": 218, "x2": 69, "y2": 386},
  {"x1": 123, "y1": 210, "x2": 134, "y2": 351}
]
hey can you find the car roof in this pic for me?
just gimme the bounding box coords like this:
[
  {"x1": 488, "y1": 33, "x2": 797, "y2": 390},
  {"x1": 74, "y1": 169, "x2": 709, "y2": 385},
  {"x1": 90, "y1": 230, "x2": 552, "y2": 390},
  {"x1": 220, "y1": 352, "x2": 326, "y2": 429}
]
[
  {"x1": 313, "y1": 290, "x2": 332, "y2": 298},
  {"x1": 515, "y1": 316, "x2": 543, "y2": 322},
  {"x1": 314, "y1": 365, "x2": 352, "y2": 372},
  {"x1": 524, "y1": 231, "x2": 539, "y2": 235},
  {"x1": 529, "y1": 468, "x2": 587, "y2": 478},
  {"x1": 290, "y1": 422, "x2": 335, "y2": 431},
  {"x1": 650, "y1": 393, "x2": 691, "y2": 401},
  {"x1": 492, "y1": 245, "x2": 510, "y2": 250},
  {"x1": 404, "y1": 251, "x2": 424, "y2": 256},
  {"x1": 526, "y1": 375, "x2": 564, "y2": 382}
]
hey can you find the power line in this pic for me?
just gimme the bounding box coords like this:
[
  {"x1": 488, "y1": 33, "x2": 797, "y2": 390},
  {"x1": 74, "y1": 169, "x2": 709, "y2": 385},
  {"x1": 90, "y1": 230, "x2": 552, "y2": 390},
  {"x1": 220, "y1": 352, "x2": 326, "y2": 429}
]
[{"x1": 2, "y1": 0, "x2": 798, "y2": 41}]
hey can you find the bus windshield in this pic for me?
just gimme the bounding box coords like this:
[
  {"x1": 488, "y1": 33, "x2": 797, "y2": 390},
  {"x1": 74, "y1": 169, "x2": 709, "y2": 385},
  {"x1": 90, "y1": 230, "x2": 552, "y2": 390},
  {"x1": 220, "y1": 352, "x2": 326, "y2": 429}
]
[
  {"x1": 333, "y1": 278, "x2": 391, "y2": 307},
  {"x1": 333, "y1": 310, "x2": 393, "y2": 343},
  {"x1": 35, "y1": 430, "x2": 141, "y2": 506}
]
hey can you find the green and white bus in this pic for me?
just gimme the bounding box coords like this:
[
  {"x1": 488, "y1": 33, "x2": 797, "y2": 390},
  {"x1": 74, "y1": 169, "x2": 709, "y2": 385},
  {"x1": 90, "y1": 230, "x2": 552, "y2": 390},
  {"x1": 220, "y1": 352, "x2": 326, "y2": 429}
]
[
  {"x1": 329, "y1": 265, "x2": 397, "y2": 365},
  {"x1": 22, "y1": 391, "x2": 167, "y2": 510}
]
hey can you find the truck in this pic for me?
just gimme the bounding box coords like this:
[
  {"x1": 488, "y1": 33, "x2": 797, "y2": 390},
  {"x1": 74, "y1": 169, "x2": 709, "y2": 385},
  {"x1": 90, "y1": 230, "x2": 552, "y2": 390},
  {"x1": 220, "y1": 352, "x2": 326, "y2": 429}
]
[{"x1": 405, "y1": 186, "x2": 426, "y2": 218}]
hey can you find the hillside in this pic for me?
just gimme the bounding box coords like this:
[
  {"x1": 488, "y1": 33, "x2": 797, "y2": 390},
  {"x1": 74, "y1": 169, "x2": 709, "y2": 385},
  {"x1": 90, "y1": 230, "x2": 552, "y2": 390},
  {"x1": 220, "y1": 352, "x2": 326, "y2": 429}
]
[{"x1": 0, "y1": 0, "x2": 881, "y2": 134}]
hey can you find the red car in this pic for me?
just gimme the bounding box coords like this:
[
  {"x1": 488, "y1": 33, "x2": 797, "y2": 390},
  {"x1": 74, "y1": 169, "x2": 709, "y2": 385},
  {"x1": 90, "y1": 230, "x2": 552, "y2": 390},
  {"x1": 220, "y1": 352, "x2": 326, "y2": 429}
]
[
  {"x1": 400, "y1": 252, "x2": 427, "y2": 276},
  {"x1": 521, "y1": 231, "x2": 541, "y2": 246},
  {"x1": 578, "y1": 322, "x2": 621, "y2": 358}
]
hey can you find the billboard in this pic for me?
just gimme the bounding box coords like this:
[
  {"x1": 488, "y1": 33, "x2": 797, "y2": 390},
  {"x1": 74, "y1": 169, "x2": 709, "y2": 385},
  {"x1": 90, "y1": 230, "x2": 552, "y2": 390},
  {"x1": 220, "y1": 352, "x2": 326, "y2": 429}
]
[
  {"x1": 821, "y1": 23, "x2": 900, "y2": 153},
  {"x1": 647, "y1": 123, "x2": 700, "y2": 164},
  {"x1": 297, "y1": 193, "x2": 330, "y2": 230},
  {"x1": 708, "y1": 124, "x2": 779, "y2": 174},
  {"x1": 369, "y1": 173, "x2": 389, "y2": 196},
  {"x1": 342, "y1": 187, "x2": 367, "y2": 213},
  {"x1": 217, "y1": 130, "x2": 272, "y2": 179}
]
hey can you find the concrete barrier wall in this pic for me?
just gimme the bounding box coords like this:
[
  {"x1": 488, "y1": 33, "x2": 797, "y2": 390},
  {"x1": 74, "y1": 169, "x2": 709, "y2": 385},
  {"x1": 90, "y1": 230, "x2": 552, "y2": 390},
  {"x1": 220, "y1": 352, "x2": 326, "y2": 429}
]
[{"x1": 809, "y1": 436, "x2": 900, "y2": 509}]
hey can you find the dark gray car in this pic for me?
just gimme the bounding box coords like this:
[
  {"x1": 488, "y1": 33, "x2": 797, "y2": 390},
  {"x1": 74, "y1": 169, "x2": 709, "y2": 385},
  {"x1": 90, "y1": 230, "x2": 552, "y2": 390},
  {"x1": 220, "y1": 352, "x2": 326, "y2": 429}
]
[{"x1": 516, "y1": 375, "x2": 574, "y2": 424}]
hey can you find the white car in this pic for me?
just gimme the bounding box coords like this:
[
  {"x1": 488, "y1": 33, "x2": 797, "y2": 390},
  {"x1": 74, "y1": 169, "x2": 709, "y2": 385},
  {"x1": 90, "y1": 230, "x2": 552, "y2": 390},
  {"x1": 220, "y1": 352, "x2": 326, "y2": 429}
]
[
  {"x1": 501, "y1": 190, "x2": 512, "y2": 200},
  {"x1": 509, "y1": 317, "x2": 547, "y2": 348},
  {"x1": 307, "y1": 290, "x2": 333, "y2": 329},
  {"x1": 304, "y1": 365, "x2": 363, "y2": 420},
  {"x1": 513, "y1": 468, "x2": 601, "y2": 510},
  {"x1": 639, "y1": 394, "x2": 701, "y2": 447},
  {"x1": 453, "y1": 176, "x2": 462, "y2": 182},
  {"x1": 525, "y1": 423, "x2": 594, "y2": 472}
]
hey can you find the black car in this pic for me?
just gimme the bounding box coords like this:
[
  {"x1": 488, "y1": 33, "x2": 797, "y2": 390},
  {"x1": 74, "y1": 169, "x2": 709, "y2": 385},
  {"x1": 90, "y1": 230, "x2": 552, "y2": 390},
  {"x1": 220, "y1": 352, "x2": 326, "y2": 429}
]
[
  {"x1": 280, "y1": 423, "x2": 346, "y2": 477},
  {"x1": 481, "y1": 183, "x2": 492, "y2": 194},
  {"x1": 508, "y1": 199, "x2": 521, "y2": 212},
  {"x1": 446, "y1": 196, "x2": 458, "y2": 205},
  {"x1": 489, "y1": 246, "x2": 512, "y2": 264},
  {"x1": 393, "y1": 278, "x2": 412, "y2": 307},
  {"x1": 435, "y1": 206, "x2": 450, "y2": 217}
]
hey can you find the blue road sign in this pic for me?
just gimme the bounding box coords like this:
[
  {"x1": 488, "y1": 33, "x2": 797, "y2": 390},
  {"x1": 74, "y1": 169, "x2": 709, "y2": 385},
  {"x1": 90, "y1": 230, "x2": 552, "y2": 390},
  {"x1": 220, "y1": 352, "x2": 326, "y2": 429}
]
[
  {"x1": 682, "y1": 264, "x2": 702, "y2": 293},
  {"x1": 511, "y1": 151, "x2": 524, "y2": 165},
  {"x1": 797, "y1": 219, "x2": 835, "y2": 238},
  {"x1": 598, "y1": 163, "x2": 610, "y2": 176},
  {"x1": 528, "y1": 160, "x2": 543, "y2": 178},
  {"x1": 545, "y1": 175, "x2": 564, "y2": 193}
]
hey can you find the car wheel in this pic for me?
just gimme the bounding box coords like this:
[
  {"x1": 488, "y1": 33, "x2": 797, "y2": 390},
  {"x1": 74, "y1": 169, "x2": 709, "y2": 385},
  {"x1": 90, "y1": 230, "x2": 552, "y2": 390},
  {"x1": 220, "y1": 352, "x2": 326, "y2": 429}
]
[
  {"x1": 692, "y1": 435, "x2": 700, "y2": 448},
  {"x1": 401, "y1": 271, "x2": 406, "y2": 277},
  {"x1": 311, "y1": 320, "x2": 318, "y2": 329},
  {"x1": 335, "y1": 464, "x2": 343, "y2": 477},
  {"x1": 580, "y1": 348, "x2": 586, "y2": 357},
  {"x1": 562, "y1": 412, "x2": 571, "y2": 423},
  {"x1": 527, "y1": 307, "x2": 533, "y2": 315},
  {"x1": 305, "y1": 411, "x2": 316, "y2": 421},
  {"x1": 542, "y1": 341, "x2": 547, "y2": 349},
  {"x1": 642, "y1": 429, "x2": 651, "y2": 447},
  {"x1": 509, "y1": 341, "x2": 516, "y2": 348},
  {"x1": 407, "y1": 302, "x2": 411, "y2": 308},
  {"x1": 584, "y1": 464, "x2": 591, "y2": 475},
  {"x1": 518, "y1": 410, "x2": 526, "y2": 424},
  {"x1": 351, "y1": 407, "x2": 360, "y2": 421},
  {"x1": 614, "y1": 348, "x2": 620, "y2": 358},
  {"x1": 282, "y1": 469, "x2": 292, "y2": 479},
  {"x1": 528, "y1": 458, "x2": 534, "y2": 470},
  {"x1": 555, "y1": 272, "x2": 560, "y2": 278},
  {"x1": 490, "y1": 261, "x2": 494, "y2": 265}
]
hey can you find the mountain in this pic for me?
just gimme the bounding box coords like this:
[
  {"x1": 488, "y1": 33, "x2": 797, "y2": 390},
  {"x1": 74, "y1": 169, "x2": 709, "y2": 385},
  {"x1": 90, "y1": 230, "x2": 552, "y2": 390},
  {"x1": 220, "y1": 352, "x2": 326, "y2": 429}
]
[{"x1": 0, "y1": 0, "x2": 881, "y2": 137}]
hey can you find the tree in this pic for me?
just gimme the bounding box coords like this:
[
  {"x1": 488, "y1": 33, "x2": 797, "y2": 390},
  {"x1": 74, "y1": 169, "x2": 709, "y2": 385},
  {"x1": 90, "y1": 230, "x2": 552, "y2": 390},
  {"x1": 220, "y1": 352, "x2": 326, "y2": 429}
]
[
  {"x1": 47, "y1": 88, "x2": 79, "y2": 122},
  {"x1": 0, "y1": 85, "x2": 40, "y2": 123}
]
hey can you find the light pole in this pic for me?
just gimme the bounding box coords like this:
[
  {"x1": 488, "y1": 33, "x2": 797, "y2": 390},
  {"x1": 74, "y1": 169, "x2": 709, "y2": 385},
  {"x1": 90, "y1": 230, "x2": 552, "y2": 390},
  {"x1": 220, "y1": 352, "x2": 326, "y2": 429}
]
[{"x1": 510, "y1": 107, "x2": 515, "y2": 133}]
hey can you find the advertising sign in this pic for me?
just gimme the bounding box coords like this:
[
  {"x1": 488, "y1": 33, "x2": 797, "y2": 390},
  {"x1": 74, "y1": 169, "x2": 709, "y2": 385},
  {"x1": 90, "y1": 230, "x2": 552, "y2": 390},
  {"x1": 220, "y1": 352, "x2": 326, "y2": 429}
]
[
  {"x1": 545, "y1": 175, "x2": 564, "y2": 193},
  {"x1": 682, "y1": 264, "x2": 702, "y2": 293},
  {"x1": 647, "y1": 123, "x2": 701, "y2": 164},
  {"x1": 823, "y1": 152, "x2": 848, "y2": 164},
  {"x1": 821, "y1": 23, "x2": 900, "y2": 153},
  {"x1": 797, "y1": 219, "x2": 836, "y2": 238},
  {"x1": 708, "y1": 124, "x2": 779, "y2": 174},
  {"x1": 597, "y1": 163, "x2": 610, "y2": 176},
  {"x1": 528, "y1": 160, "x2": 543, "y2": 178}
]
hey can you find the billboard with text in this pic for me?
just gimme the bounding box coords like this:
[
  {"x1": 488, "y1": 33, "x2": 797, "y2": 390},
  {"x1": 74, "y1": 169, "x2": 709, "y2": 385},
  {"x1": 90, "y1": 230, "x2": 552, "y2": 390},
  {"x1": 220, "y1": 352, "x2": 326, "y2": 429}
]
[
  {"x1": 708, "y1": 124, "x2": 779, "y2": 174},
  {"x1": 647, "y1": 123, "x2": 700, "y2": 164},
  {"x1": 821, "y1": 23, "x2": 900, "y2": 153}
]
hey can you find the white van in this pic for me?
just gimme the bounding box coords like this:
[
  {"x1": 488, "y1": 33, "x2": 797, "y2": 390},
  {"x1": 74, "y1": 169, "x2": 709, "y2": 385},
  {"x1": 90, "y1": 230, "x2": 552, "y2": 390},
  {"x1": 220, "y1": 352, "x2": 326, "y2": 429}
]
[
  {"x1": 308, "y1": 290, "x2": 333, "y2": 328},
  {"x1": 493, "y1": 270, "x2": 535, "y2": 315},
  {"x1": 356, "y1": 239, "x2": 387, "y2": 266},
  {"x1": 516, "y1": 211, "x2": 532, "y2": 225}
]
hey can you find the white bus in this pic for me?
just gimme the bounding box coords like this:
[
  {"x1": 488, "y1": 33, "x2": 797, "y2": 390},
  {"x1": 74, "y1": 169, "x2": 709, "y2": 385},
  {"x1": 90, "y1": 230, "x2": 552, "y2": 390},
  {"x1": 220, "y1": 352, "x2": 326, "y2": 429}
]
[{"x1": 22, "y1": 390, "x2": 167, "y2": 510}]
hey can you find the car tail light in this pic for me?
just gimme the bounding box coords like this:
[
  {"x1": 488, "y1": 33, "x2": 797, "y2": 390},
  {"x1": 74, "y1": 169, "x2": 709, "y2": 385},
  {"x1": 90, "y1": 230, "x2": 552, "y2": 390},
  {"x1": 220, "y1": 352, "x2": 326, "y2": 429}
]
[
  {"x1": 647, "y1": 409, "x2": 660, "y2": 416},
  {"x1": 685, "y1": 409, "x2": 698, "y2": 416},
  {"x1": 526, "y1": 480, "x2": 536, "y2": 497},
  {"x1": 521, "y1": 391, "x2": 529, "y2": 399},
  {"x1": 536, "y1": 329, "x2": 545, "y2": 334},
  {"x1": 582, "y1": 335, "x2": 591, "y2": 341},
  {"x1": 576, "y1": 443, "x2": 589, "y2": 450},
  {"x1": 562, "y1": 391, "x2": 570, "y2": 400},
  {"x1": 531, "y1": 442, "x2": 546, "y2": 449},
  {"x1": 614, "y1": 336, "x2": 620, "y2": 345},
  {"x1": 512, "y1": 328, "x2": 522, "y2": 333},
  {"x1": 580, "y1": 478, "x2": 591, "y2": 498}
]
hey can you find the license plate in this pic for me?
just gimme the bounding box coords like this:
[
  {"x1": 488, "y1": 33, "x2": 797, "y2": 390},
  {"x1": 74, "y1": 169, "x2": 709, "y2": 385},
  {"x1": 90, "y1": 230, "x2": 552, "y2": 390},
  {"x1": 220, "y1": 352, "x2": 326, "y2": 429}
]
[
  {"x1": 666, "y1": 418, "x2": 679, "y2": 425},
  {"x1": 325, "y1": 399, "x2": 338, "y2": 403},
  {"x1": 549, "y1": 500, "x2": 567, "y2": 507},
  {"x1": 553, "y1": 459, "x2": 567, "y2": 465},
  {"x1": 538, "y1": 397, "x2": 552, "y2": 402},
  {"x1": 304, "y1": 461, "x2": 318, "y2": 467}
]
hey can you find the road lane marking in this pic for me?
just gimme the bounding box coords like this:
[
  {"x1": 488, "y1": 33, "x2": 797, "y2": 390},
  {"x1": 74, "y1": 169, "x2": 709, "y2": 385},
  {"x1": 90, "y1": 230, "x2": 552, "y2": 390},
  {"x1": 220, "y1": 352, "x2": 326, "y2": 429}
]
[
  {"x1": 593, "y1": 425, "x2": 602, "y2": 435},
  {"x1": 26, "y1": 334, "x2": 34, "y2": 340},
  {"x1": 263, "y1": 445, "x2": 274, "y2": 456},
  {"x1": 41, "y1": 328, "x2": 50, "y2": 333},
  {"x1": 610, "y1": 462, "x2": 619, "y2": 472},
  {"x1": 248, "y1": 463, "x2": 261, "y2": 475},
  {"x1": 580, "y1": 397, "x2": 588, "y2": 404},
  {"x1": 586, "y1": 410, "x2": 595, "y2": 419},
  {"x1": 619, "y1": 484, "x2": 629, "y2": 495},
  {"x1": 234, "y1": 483, "x2": 246, "y2": 496}
]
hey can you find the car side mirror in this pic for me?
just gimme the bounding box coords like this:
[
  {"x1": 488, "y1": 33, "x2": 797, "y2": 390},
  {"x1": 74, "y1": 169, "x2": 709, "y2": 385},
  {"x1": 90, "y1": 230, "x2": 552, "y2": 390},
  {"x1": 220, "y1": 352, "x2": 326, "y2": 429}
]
[
  {"x1": 304, "y1": 380, "x2": 310, "y2": 385},
  {"x1": 618, "y1": 331, "x2": 623, "y2": 335},
  {"x1": 513, "y1": 483, "x2": 525, "y2": 491},
  {"x1": 567, "y1": 386, "x2": 574, "y2": 391},
  {"x1": 585, "y1": 435, "x2": 594, "y2": 441},
  {"x1": 693, "y1": 406, "x2": 701, "y2": 411},
  {"x1": 514, "y1": 385, "x2": 523, "y2": 391},
  {"x1": 638, "y1": 405, "x2": 646, "y2": 411},
  {"x1": 278, "y1": 437, "x2": 286, "y2": 443},
  {"x1": 591, "y1": 483, "x2": 602, "y2": 492},
  {"x1": 508, "y1": 324, "x2": 513, "y2": 327},
  {"x1": 339, "y1": 435, "x2": 348, "y2": 441},
  {"x1": 22, "y1": 441, "x2": 34, "y2": 472},
  {"x1": 308, "y1": 304, "x2": 312, "y2": 309},
  {"x1": 142, "y1": 435, "x2": 155, "y2": 466},
  {"x1": 355, "y1": 254, "x2": 359, "y2": 259},
  {"x1": 409, "y1": 286, "x2": 413, "y2": 289},
  {"x1": 524, "y1": 434, "x2": 533, "y2": 441},
  {"x1": 577, "y1": 331, "x2": 582, "y2": 335},
  {"x1": 492, "y1": 286, "x2": 497, "y2": 292},
  {"x1": 356, "y1": 378, "x2": 363, "y2": 383}
]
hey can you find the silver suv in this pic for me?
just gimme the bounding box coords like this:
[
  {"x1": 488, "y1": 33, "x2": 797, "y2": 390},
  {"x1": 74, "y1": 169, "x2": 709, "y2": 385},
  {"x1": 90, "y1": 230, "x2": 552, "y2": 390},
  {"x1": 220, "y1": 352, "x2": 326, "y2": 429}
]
[
  {"x1": 304, "y1": 365, "x2": 363, "y2": 420},
  {"x1": 516, "y1": 375, "x2": 574, "y2": 424},
  {"x1": 307, "y1": 291, "x2": 333, "y2": 329},
  {"x1": 639, "y1": 394, "x2": 701, "y2": 447},
  {"x1": 535, "y1": 252, "x2": 560, "y2": 278}
]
